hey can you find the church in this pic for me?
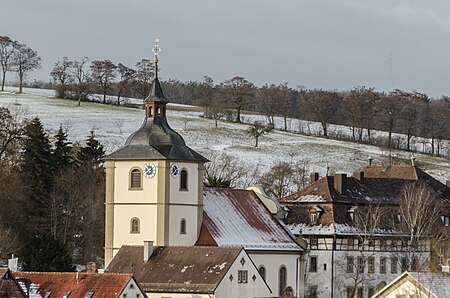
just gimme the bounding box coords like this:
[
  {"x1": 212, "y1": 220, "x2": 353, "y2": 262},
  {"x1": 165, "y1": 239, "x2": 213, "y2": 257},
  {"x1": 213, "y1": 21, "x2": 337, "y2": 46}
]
[{"x1": 104, "y1": 39, "x2": 306, "y2": 298}]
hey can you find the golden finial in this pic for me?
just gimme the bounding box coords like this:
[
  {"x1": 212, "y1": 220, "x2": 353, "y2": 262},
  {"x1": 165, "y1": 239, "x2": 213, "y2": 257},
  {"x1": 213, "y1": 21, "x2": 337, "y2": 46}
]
[{"x1": 152, "y1": 37, "x2": 161, "y2": 64}]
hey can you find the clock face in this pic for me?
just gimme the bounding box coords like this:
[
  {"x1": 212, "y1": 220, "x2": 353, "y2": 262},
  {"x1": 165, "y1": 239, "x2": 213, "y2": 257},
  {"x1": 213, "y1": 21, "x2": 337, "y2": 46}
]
[
  {"x1": 170, "y1": 163, "x2": 180, "y2": 178},
  {"x1": 143, "y1": 163, "x2": 156, "y2": 179}
]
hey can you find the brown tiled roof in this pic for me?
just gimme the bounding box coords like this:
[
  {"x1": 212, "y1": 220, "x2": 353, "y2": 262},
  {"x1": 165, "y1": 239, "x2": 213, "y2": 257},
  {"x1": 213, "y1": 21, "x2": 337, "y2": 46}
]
[
  {"x1": 0, "y1": 269, "x2": 26, "y2": 298},
  {"x1": 201, "y1": 188, "x2": 303, "y2": 251},
  {"x1": 14, "y1": 272, "x2": 135, "y2": 298},
  {"x1": 282, "y1": 165, "x2": 450, "y2": 232},
  {"x1": 107, "y1": 246, "x2": 242, "y2": 293}
]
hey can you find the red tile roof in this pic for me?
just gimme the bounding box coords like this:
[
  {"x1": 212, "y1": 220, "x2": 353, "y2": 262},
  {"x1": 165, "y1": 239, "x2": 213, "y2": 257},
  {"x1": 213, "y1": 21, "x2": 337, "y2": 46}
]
[
  {"x1": 0, "y1": 268, "x2": 26, "y2": 298},
  {"x1": 14, "y1": 272, "x2": 136, "y2": 298},
  {"x1": 107, "y1": 245, "x2": 242, "y2": 293},
  {"x1": 200, "y1": 188, "x2": 303, "y2": 251}
]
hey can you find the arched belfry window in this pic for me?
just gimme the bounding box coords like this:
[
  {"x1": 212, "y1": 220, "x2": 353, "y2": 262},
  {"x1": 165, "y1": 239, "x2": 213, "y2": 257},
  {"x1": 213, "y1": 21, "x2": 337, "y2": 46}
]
[
  {"x1": 279, "y1": 266, "x2": 287, "y2": 297},
  {"x1": 180, "y1": 218, "x2": 187, "y2": 234},
  {"x1": 180, "y1": 169, "x2": 188, "y2": 191},
  {"x1": 155, "y1": 106, "x2": 160, "y2": 116},
  {"x1": 130, "y1": 168, "x2": 142, "y2": 189},
  {"x1": 130, "y1": 217, "x2": 140, "y2": 233}
]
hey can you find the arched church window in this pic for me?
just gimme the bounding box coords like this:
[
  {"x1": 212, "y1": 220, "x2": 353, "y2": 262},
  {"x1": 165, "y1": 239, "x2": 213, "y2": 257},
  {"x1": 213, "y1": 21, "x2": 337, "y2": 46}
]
[
  {"x1": 279, "y1": 266, "x2": 287, "y2": 297},
  {"x1": 258, "y1": 266, "x2": 266, "y2": 281},
  {"x1": 180, "y1": 169, "x2": 188, "y2": 190},
  {"x1": 130, "y1": 217, "x2": 140, "y2": 233},
  {"x1": 130, "y1": 168, "x2": 142, "y2": 189},
  {"x1": 148, "y1": 106, "x2": 153, "y2": 117},
  {"x1": 180, "y1": 218, "x2": 186, "y2": 234}
]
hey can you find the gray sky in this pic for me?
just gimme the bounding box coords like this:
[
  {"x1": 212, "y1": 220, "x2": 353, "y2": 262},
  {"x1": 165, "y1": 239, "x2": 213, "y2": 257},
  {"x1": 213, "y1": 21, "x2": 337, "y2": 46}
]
[{"x1": 2, "y1": 0, "x2": 450, "y2": 97}]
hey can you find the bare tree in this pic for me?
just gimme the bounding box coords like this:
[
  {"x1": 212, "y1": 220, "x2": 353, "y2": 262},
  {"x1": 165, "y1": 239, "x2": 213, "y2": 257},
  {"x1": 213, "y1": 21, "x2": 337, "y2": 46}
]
[
  {"x1": 302, "y1": 89, "x2": 340, "y2": 137},
  {"x1": 195, "y1": 76, "x2": 215, "y2": 117},
  {"x1": 0, "y1": 36, "x2": 18, "y2": 91},
  {"x1": 70, "y1": 57, "x2": 90, "y2": 106},
  {"x1": 116, "y1": 63, "x2": 135, "y2": 105},
  {"x1": 135, "y1": 59, "x2": 154, "y2": 99},
  {"x1": 379, "y1": 93, "x2": 402, "y2": 149},
  {"x1": 394, "y1": 181, "x2": 446, "y2": 271},
  {"x1": 90, "y1": 59, "x2": 117, "y2": 104},
  {"x1": 50, "y1": 57, "x2": 73, "y2": 99},
  {"x1": 0, "y1": 218, "x2": 20, "y2": 259},
  {"x1": 247, "y1": 121, "x2": 273, "y2": 147},
  {"x1": 203, "y1": 152, "x2": 247, "y2": 188},
  {"x1": 11, "y1": 43, "x2": 42, "y2": 93},
  {"x1": 223, "y1": 76, "x2": 255, "y2": 123},
  {"x1": 258, "y1": 161, "x2": 307, "y2": 200}
]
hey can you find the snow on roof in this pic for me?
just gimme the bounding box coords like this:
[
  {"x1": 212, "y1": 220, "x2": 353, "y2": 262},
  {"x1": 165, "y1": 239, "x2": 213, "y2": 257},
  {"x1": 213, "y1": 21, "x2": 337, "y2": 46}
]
[
  {"x1": 202, "y1": 188, "x2": 303, "y2": 251},
  {"x1": 287, "y1": 222, "x2": 395, "y2": 236},
  {"x1": 293, "y1": 195, "x2": 327, "y2": 202},
  {"x1": 408, "y1": 272, "x2": 450, "y2": 297}
]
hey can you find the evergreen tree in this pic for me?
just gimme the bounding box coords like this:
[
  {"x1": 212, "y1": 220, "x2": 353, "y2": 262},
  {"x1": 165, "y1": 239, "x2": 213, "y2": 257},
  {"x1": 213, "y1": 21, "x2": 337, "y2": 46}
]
[
  {"x1": 22, "y1": 233, "x2": 74, "y2": 272},
  {"x1": 78, "y1": 131, "x2": 105, "y2": 166},
  {"x1": 21, "y1": 117, "x2": 54, "y2": 234},
  {"x1": 52, "y1": 125, "x2": 72, "y2": 172}
]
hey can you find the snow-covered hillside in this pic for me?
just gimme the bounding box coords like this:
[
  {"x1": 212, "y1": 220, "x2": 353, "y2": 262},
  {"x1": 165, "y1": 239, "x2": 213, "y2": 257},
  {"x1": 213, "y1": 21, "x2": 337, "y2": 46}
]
[{"x1": 1, "y1": 88, "x2": 449, "y2": 185}]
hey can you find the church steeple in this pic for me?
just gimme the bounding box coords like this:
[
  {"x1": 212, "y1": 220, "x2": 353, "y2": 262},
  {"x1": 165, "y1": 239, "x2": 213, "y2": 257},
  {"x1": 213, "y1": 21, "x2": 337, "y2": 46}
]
[{"x1": 145, "y1": 37, "x2": 168, "y2": 119}]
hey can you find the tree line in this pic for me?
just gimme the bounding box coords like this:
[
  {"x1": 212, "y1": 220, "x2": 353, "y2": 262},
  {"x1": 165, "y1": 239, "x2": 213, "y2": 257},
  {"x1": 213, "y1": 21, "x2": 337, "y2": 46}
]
[
  {"x1": 0, "y1": 106, "x2": 105, "y2": 271},
  {"x1": 48, "y1": 57, "x2": 449, "y2": 157},
  {"x1": 1, "y1": 35, "x2": 449, "y2": 157}
]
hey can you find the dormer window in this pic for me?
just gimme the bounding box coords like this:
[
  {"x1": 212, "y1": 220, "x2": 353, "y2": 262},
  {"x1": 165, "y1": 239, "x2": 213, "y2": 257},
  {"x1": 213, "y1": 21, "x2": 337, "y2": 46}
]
[
  {"x1": 348, "y1": 206, "x2": 358, "y2": 221},
  {"x1": 308, "y1": 206, "x2": 323, "y2": 223}
]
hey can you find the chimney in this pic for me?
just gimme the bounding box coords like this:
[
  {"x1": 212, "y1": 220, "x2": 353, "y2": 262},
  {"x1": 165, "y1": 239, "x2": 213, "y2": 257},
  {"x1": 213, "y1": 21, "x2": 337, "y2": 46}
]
[
  {"x1": 354, "y1": 171, "x2": 365, "y2": 184},
  {"x1": 310, "y1": 172, "x2": 319, "y2": 183},
  {"x1": 144, "y1": 241, "x2": 154, "y2": 262},
  {"x1": 334, "y1": 173, "x2": 347, "y2": 195},
  {"x1": 86, "y1": 262, "x2": 98, "y2": 273}
]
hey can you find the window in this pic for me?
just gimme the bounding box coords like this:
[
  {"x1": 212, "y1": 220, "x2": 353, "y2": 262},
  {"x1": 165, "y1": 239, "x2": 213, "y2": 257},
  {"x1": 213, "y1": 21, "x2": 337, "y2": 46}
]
[
  {"x1": 238, "y1": 270, "x2": 248, "y2": 283},
  {"x1": 357, "y1": 287, "x2": 363, "y2": 298},
  {"x1": 310, "y1": 212, "x2": 318, "y2": 223},
  {"x1": 380, "y1": 239, "x2": 386, "y2": 251},
  {"x1": 369, "y1": 239, "x2": 375, "y2": 250},
  {"x1": 401, "y1": 257, "x2": 408, "y2": 271},
  {"x1": 439, "y1": 244, "x2": 445, "y2": 265},
  {"x1": 310, "y1": 256, "x2": 318, "y2": 272},
  {"x1": 368, "y1": 287, "x2": 375, "y2": 297},
  {"x1": 368, "y1": 257, "x2": 375, "y2": 273},
  {"x1": 85, "y1": 292, "x2": 94, "y2": 298},
  {"x1": 130, "y1": 168, "x2": 142, "y2": 189},
  {"x1": 391, "y1": 257, "x2": 398, "y2": 274},
  {"x1": 380, "y1": 257, "x2": 386, "y2": 274},
  {"x1": 347, "y1": 286, "x2": 354, "y2": 298},
  {"x1": 180, "y1": 218, "x2": 186, "y2": 234},
  {"x1": 346, "y1": 256, "x2": 354, "y2": 273},
  {"x1": 310, "y1": 237, "x2": 318, "y2": 249},
  {"x1": 348, "y1": 238, "x2": 355, "y2": 250},
  {"x1": 308, "y1": 285, "x2": 318, "y2": 298},
  {"x1": 279, "y1": 266, "x2": 287, "y2": 297},
  {"x1": 357, "y1": 256, "x2": 364, "y2": 273},
  {"x1": 130, "y1": 217, "x2": 140, "y2": 233},
  {"x1": 180, "y1": 169, "x2": 188, "y2": 190},
  {"x1": 258, "y1": 266, "x2": 266, "y2": 281}
]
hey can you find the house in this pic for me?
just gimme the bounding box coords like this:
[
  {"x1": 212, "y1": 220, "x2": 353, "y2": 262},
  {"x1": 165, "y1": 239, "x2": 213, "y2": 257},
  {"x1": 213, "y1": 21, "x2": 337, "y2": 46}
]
[
  {"x1": 108, "y1": 245, "x2": 272, "y2": 298},
  {"x1": 372, "y1": 271, "x2": 450, "y2": 298},
  {"x1": 0, "y1": 268, "x2": 26, "y2": 298},
  {"x1": 104, "y1": 40, "x2": 305, "y2": 298},
  {"x1": 280, "y1": 165, "x2": 450, "y2": 298},
  {"x1": 14, "y1": 271, "x2": 146, "y2": 298}
]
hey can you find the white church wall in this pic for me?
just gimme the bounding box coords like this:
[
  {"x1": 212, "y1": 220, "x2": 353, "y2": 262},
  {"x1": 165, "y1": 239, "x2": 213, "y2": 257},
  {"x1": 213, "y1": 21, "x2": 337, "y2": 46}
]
[
  {"x1": 249, "y1": 252, "x2": 300, "y2": 297},
  {"x1": 112, "y1": 204, "x2": 158, "y2": 257},
  {"x1": 168, "y1": 205, "x2": 200, "y2": 246},
  {"x1": 169, "y1": 162, "x2": 200, "y2": 205}
]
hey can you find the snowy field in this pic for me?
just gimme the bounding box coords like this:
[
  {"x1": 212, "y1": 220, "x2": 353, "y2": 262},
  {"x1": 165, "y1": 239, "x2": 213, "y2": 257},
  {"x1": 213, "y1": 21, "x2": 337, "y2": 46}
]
[{"x1": 1, "y1": 87, "x2": 449, "y2": 185}]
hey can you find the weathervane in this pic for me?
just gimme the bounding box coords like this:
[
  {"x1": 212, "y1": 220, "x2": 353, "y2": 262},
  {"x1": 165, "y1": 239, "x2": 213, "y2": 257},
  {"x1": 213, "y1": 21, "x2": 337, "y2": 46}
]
[{"x1": 152, "y1": 37, "x2": 161, "y2": 79}]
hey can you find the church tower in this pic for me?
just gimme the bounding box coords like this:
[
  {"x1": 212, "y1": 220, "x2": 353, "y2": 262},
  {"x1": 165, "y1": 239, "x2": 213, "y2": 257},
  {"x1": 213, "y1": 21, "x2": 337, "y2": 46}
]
[{"x1": 104, "y1": 39, "x2": 208, "y2": 267}]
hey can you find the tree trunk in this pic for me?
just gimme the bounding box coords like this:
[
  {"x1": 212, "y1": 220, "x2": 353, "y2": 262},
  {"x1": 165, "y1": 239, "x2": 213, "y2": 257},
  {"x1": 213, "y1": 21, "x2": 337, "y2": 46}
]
[
  {"x1": 236, "y1": 107, "x2": 242, "y2": 123},
  {"x1": 284, "y1": 116, "x2": 287, "y2": 131},
  {"x1": 1, "y1": 70, "x2": 6, "y2": 91},
  {"x1": 19, "y1": 72, "x2": 23, "y2": 93},
  {"x1": 322, "y1": 121, "x2": 328, "y2": 137}
]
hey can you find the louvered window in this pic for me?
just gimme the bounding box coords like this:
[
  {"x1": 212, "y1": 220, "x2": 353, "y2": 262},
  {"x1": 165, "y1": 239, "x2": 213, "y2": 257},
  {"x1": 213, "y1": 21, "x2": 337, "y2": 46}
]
[
  {"x1": 130, "y1": 169, "x2": 142, "y2": 189},
  {"x1": 180, "y1": 169, "x2": 188, "y2": 190}
]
